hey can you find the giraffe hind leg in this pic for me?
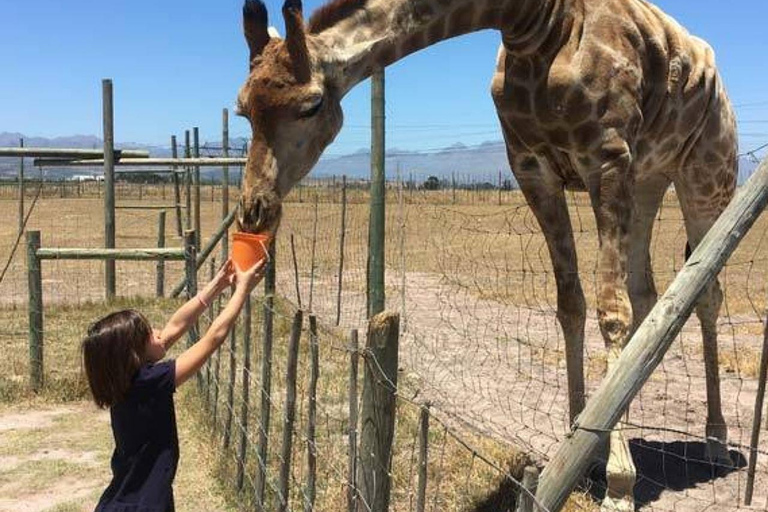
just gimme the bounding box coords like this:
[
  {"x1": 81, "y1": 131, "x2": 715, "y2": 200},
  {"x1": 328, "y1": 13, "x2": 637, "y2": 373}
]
[{"x1": 675, "y1": 160, "x2": 735, "y2": 467}]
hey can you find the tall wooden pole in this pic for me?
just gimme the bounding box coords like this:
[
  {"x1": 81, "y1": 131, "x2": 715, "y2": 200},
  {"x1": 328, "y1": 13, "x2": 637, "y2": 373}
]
[
  {"x1": 171, "y1": 136, "x2": 182, "y2": 236},
  {"x1": 193, "y1": 127, "x2": 201, "y2": 249},
  {"x1": 185, "y1": 130, "x2": 191, "y2": 230},
  {"x1": 222, "y1": 109, "x2": 230, "y2": 264},
  {"x1": 102, "y1": 79, "x2": 116, "y2": 301},
  {"x1": 18, "y1": 138, "x2": 24, "y2": 235},
  {"x1": 367, "y1": 69, "x2": 386, "y2": 318}
]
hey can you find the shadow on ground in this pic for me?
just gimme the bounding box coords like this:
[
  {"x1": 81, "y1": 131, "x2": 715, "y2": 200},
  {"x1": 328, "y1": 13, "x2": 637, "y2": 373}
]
[{"x1": 587, "y1": 439, "x2": 747, "y2": 509}]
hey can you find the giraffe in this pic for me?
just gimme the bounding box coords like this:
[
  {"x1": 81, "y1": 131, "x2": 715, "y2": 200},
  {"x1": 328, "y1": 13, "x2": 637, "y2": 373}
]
[{"x1": 234, "y1": 0, "x2": 738, "y2": 509}]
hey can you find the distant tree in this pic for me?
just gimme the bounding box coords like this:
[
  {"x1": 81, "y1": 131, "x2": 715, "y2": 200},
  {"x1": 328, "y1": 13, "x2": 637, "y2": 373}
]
[{"x1": 423, "y1": 175, "x2": 441, "y2": 190}]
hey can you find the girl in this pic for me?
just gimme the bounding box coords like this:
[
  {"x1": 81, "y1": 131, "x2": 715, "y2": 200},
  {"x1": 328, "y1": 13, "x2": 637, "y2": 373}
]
[{"x1": 82, "y1": 257, "x2": 266, "y2": 512}]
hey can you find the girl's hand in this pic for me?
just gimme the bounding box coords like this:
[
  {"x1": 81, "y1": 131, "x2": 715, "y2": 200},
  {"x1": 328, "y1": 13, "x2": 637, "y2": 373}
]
[
  {"x1": 234, "y1": 258, "x2": 267, "y2": 293},
  {"x1": 211, "y1": 259, "x2": 236, "y2": 293}
]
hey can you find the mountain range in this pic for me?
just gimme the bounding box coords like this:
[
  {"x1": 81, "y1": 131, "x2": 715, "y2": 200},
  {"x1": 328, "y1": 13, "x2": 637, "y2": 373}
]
[{"x1": 0, "y1": 132, "x2": 760, "y2": 185}]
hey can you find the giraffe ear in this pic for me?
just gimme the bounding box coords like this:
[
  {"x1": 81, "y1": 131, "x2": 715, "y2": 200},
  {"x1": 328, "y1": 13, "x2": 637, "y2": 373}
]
[
  {"x1": 243, "y1": 0, "x2": 270, "y2": 66},
  {"x1": 282, "y1": 0, "x2": 312, "y2": 83}
]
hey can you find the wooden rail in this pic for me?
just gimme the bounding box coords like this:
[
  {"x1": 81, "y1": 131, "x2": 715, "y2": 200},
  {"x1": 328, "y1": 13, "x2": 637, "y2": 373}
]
[
  {"x1": 0, "y1": 147, "x2": 149, "y2": 158},
  {"x1": 36, "y1": 248, "x2": 185, "y2": 261},
  {"x1": 34, "y1": 157, "x2": 247, "y2": 167}
]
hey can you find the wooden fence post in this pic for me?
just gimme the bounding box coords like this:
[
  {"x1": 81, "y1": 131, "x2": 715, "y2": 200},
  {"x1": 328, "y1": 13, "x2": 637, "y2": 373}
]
[
  {"x1": 221, "y1": 109, "x2": 230, "y2": 265},
  {"x1": 223, "y1": 319, "x2": 238, "y2": 450},
  {"x1": 237, "y1": 294, "x2": 253, "y2": 491},
  {"x1": 183, "y1": 230, "x2": 198, "y2": 349},
  {"x1": 305, "y1": 315, "x2": 319, "y2": 512},
  {"x1": 290, "y1": 234, "x2": 302, "y2": 309},
  {"x1": 171, "y1": 136, "x2": 182, "y2": 237},
  {"x1": 745, "y1": 303, "x2": 768, "y2": 504},
  {"x1": 368, "y1": 69, "x2": 386, "y2": 319},
  {"x1": 516, "y1": 466, "x2": 540, "y2": 512},
  {"x1": 415, "y1": 403, "x2": 430, "y2": 512},
  {"x1": 18, "y1": 138, "x2": 24, "y2": 236},
  {"x1": 26, "y1": 231, "x2": 43, "y2": 392},
  {"x1": 185, "y1": 130, "x2": 191, "y2": 230},
  {"x1": 535, "y1": 156, "x2": 768, "y2": 511},
  {"x1": 103, "y1": 79, "x2": 116, "y2": 301},
  {"x1": 336, "y1": 175, "x2": 347, "y2": 326},
  {"x1": 357, "y1": 312, "x2": 399, "y2": 512},
  {"x1": 347, "y1": 329, "x2": 360, "y2": 512},
  {"x1": 279, "y1": 310, "x2": 304, "y2": 512},
  {"x1": 156, "y1": 211, "x2": 166, "y2": 297},
  {"x1": 193, "y1": 127, "x2": 201, "y2": 249},
  {"x1": 309, "y1": 195, "x2": 318, "y2": 312},
  {"x1": 256, "y1": 245, "x2": 276, "y2": 511}
]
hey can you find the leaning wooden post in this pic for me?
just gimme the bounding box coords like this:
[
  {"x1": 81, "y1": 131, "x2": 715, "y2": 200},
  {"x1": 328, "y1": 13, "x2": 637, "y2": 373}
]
[
  {"x1": 171, "y1": 136, "x2": 182, "y2": 236},
  {"x1": 336, "y1": 175, "x2": 347, "y2": 326},
  {"x1": 357, "y1": 311, "x2": 399, "y2": 512},
  {"x1": 745, "y1": 302, "x2": 768, "y2": 504},
  {"x1": 221, "y1": 109, "x2": 230, "y2": 265},
  {"x1": 347, "y1": 329, "x2": 360, "y2": 512},
  {"x1": 279, "y1": 310, "x2": 304, "y2": 512},
  {"x1": 103, "y1": 79, "x2": 116, "y2": 301},
  {"x1": 305, "y1": 315, "x2": 319, "y2": 512},
  {"x1": 415, "y1": 403, "x2": 430, "y2": 512},
  {"x1": 18, "y1": 138, "x2": 24, "y2": 236},
  {"x1": 256, "y1": 244, "x2": 276, "y2": 511},
  {"x1": 26, "y1": 231, "x2": 43, "y2": 392},
  {"x1": 156, "y1": 211, "x2": 166, "y2": 297},
  {"x1": 193, "y1": 127, "x2": 201, "y2": 249},
  {"x1": 236, "y1": 293, "x2": 253, "y2": 492},
  {"x1": 183, "y1": 230, "x2": 198, "y2": 349},
  {"x1": 535, "y1": 156, "x2": 768, "y2": 511},
  {"x1": 516, "y1": 466, "x2": 540, "y2": 512}
]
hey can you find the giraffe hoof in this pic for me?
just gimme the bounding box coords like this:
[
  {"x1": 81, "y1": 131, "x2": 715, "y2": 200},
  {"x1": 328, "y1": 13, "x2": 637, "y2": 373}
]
[
  {"x1": 600, "y1": 495, "x2": 635, "y2": 512},
  {"x1": 705, "y1": 438, "x2": 732, "y2": 467},
  {"x1": 705, "y1": 424, "x2": 732, "y2": 467}
]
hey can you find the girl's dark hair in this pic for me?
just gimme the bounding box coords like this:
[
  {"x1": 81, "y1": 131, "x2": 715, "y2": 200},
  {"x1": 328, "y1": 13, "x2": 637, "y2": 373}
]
[{"x1": 81, "y1": 309, "x2": 151, "y2": 408}]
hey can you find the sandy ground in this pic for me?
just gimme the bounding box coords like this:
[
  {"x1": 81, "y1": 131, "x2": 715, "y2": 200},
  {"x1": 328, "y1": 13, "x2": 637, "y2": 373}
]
[
  {"x1": 0, "y1": 397, "x2": 232, "y2": 512},
  {"x1": 288, "y1": 268, "x2": 768, "y2": 511}
]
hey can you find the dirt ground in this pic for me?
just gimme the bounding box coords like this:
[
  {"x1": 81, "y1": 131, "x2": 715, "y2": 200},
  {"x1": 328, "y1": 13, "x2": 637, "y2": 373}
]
[
  {"x1": 4, "y1": 189, "x2": 768, "y2": 511},
  {"x1": 0, "y1": 391, "x2": 233, "y2": 512}
]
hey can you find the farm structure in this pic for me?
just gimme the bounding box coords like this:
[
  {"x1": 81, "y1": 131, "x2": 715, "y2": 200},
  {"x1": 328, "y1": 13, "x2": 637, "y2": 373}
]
[{"x1": 3, "y1": 35, "x2": 768, "y2": 512}]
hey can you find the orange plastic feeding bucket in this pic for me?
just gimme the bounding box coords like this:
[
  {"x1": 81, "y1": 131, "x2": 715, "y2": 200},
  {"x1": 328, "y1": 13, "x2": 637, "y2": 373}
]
[{"x1": 231, "y1": 232, "x2": 272, "y2": 270}]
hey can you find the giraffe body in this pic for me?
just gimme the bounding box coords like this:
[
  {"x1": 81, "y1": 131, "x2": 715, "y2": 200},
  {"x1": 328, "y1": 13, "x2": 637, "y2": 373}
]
[{"x1": 236, "y1": 0, "x2": 738, "y2": 508}]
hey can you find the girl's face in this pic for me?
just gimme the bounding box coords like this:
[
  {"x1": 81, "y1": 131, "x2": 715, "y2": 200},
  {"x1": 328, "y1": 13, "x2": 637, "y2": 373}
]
[{"x1": 144, "y1": 329, "x2": 166, "y2": 363}]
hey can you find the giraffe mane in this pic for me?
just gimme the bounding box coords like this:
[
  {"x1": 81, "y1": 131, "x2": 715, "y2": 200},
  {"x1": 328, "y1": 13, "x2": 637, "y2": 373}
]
[{"x1": 307, "y1": 0, "x2": 367, "y2": 34}]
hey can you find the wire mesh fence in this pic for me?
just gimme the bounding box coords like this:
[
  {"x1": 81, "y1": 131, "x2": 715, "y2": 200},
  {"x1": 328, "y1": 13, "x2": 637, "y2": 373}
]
[{"x1": 3, "y1": 165, "x2": 768, "y2": 510}]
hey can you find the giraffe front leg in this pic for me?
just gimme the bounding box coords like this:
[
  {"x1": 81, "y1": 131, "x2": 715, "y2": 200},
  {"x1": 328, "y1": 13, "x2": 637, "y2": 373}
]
[{"x1": 589, "y1": 148, "x2": 636, "y2": 512}]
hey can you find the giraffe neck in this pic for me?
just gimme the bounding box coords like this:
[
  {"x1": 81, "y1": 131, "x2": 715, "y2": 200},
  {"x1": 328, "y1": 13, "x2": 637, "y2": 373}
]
[{"x1": 317, "y1": 0, "x2": 568, "y2": 95}]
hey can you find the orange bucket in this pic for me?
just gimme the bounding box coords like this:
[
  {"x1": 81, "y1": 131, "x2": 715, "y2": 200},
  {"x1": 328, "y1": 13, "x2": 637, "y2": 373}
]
[{"x1": 231, "y1": 232, "x2": 272, "y2": 270}]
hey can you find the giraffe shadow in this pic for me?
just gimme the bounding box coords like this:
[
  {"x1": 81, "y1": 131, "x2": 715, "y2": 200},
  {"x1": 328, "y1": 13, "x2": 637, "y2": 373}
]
[{"x1": 587, "y1": 439, "x2": 747, "y2": 508}]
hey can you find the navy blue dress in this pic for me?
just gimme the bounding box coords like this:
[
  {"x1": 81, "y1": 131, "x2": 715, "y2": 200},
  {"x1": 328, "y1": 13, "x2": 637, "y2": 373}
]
[{"x1": 96, "y1": 360, "x2": 178, "y2": 512}]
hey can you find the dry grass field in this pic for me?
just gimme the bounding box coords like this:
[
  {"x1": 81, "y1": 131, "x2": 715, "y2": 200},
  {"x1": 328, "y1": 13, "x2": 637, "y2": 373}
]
[{"x1": 2, "y1": 180, "x2": 768, "y2": 511}]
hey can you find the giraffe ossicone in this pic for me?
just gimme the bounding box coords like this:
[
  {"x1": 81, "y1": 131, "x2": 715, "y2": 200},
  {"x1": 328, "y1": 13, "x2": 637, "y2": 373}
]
[{"x1": 235, "y1": 0, "x2": 738, "y2": 509}]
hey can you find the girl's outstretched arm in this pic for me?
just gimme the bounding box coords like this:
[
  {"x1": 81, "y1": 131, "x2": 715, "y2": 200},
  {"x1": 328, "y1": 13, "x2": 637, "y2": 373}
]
[
  {"x1": 159, "y1": 260, "x2": 235, "y2": 350},
  {"x1": 175, "y1": 260, "x2": 266, "y2": 387}
]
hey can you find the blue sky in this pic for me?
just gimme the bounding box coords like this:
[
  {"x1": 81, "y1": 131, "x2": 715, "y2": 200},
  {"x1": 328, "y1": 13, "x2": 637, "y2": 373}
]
[{"x1": 1, "y1": 0, "x2": 767, "y2": 157}]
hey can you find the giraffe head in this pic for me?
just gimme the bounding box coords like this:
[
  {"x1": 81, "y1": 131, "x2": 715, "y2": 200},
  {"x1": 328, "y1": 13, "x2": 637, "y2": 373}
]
[{"x1": 236, "y1": 0, "x2": 345, "y2": 233}]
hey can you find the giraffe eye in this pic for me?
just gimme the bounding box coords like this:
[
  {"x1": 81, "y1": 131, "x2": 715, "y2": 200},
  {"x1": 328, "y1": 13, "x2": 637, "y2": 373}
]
[{"x1": 298, "y1": 96, "x2": 324, "y2": 119}]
